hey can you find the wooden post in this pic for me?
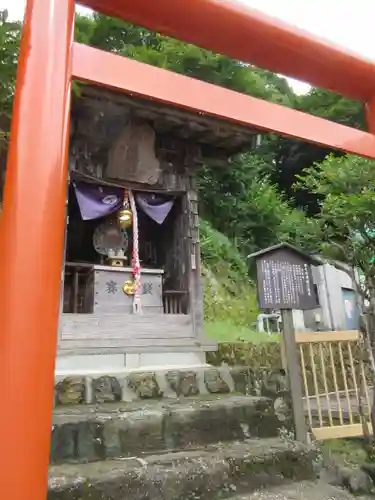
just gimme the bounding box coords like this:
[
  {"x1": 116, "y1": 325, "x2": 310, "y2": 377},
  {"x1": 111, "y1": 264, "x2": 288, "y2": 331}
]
[
  {"x1": 281, "y1": 309, "x2": 307, "y2": 443},
  {"x1": 0, "y1": 0, "x2": 74, "y2": 498}
]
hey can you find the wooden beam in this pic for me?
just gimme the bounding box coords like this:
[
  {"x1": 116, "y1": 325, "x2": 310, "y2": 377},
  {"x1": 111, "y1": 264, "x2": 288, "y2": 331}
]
[
  {"x1": 295, "y1": 331, "x2": 360, "y2": 344},
  {"x1": 81, "y1": 0, "x2": 375, "y2": 102},
  {"x1": 313, "y1": 422, "x2": 373, "y2": 440},
  {"x1": 72, "y1": 44, "x2": 375, "y2": 159}
]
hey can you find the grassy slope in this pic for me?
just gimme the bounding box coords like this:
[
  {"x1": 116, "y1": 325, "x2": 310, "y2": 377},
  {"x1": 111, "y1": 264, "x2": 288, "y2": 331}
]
[
  {"x1": 204, "y1": 320, "x2": 279, "y2": 343},
  {"x1": 200, "y1": 219, "x2": 278, "y2": 343}
]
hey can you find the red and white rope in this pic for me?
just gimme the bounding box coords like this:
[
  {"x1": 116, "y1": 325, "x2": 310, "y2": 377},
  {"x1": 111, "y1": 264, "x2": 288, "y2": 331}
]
[{"x1": 129, "y1": 189, "x2": 142, "y2": 313}]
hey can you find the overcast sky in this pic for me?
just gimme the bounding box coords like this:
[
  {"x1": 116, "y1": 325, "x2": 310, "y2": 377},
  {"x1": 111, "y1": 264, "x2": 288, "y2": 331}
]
[{"x1": 1, "y1": 0, "x2": 374, "y2": 94}]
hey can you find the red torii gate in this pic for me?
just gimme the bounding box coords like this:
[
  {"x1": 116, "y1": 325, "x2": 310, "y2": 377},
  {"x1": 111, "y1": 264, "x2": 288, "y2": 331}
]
[{"x1": 1, "y1": 1, "x2": 375, "y2": 498}]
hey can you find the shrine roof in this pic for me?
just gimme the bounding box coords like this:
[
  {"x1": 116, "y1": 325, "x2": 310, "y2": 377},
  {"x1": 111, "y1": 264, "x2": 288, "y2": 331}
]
[
  {"x1": 247, "y1": 243, "x2": 322, "y2": 266},
  {"x1": 71, "y1": 85, "x2": 260, "y2": 156}
]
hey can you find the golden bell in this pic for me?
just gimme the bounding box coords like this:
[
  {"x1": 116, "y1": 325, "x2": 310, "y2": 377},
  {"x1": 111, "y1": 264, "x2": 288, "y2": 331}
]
[
  {"x1": 123, "y1": 280, "x2": 136, "y2": 295},
  {"x1": 118, "y1": 207, "x2": 132, "y2": 229}
]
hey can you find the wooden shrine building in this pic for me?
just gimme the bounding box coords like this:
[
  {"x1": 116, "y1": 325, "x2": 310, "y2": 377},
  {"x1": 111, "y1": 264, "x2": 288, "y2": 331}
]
[{"x1": 54, "y1": 86, "x2": 259, "y2": 372}]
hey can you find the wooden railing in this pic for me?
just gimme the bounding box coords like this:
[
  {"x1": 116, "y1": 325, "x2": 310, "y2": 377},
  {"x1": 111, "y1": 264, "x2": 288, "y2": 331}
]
[
  {"x1": 295, "y1": 330, "x2": 373, "y2": 440},
  {"x1": 63, "y1": 263, "x2": 93, "y2": 314},
  {"x1": 163, "y1": 290, "x2": 188, "y2": 314}
]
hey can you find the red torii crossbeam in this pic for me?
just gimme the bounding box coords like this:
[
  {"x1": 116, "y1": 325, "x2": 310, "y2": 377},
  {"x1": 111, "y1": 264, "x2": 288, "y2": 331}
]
[
  {"x1": 73, "y1": 43, "x2": 375, "y2": 157},
  {"x1": 1, "y1": 1, "x2": 375, "y2": 499},
  {"x1": 80, "y1": 0, "x2": 375, "y2": 102}
]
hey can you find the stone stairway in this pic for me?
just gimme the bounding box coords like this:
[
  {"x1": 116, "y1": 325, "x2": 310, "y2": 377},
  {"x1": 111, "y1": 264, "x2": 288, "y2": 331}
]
[{"x1": 48, "y1": 368, "x2": 361, "y2": 499}]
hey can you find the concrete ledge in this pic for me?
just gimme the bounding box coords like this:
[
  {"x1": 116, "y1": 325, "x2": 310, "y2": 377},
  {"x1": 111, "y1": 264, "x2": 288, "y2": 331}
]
[{"x1": 48, "y1": 439, "x2": 317, "y2": 500}]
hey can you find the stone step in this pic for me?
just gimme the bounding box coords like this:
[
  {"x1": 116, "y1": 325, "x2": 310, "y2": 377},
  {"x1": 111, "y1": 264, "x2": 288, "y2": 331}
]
[
  {"x1": 227, "y1": 481, "x2": 356, "y2": 499},
  {"x1": 48, "y1": 438, "x2": 316, "y2": 500},
  {"x1": 51, "y1": 394, "x2": 292, "y2": 463}
]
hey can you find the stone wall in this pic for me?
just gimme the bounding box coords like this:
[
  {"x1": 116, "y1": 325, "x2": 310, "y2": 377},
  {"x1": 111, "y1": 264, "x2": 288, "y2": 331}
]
[
  {"x1": 53, "y1": 359, "x2": 295, "y2": 464},
  {"x1": 52, "y1": 366, "x2": 294, "y2": 463},
  {"x1": 207, "y1": 341, "x2": 373, "y2": 395},
  {"x1": 54, "y1": 364, "x2": 289, "y2": 408}
]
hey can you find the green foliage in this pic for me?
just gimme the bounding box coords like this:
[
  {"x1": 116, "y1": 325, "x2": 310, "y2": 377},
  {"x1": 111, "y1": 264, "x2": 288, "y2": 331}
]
[
  {"x1": 75, "y1": 13, "x2": 160, "y2": 52},
  {"x1": 270, "y1": 89, "x2": 365, "y2": 213},
  {"x1": 198, "y1": 152, "x2": 309, "y2": 256},
  {"x1": 74, "y1": 13, "x2": 294, "y2": 104},
  {"x1": 295, "y1": 154, "x2": 375, "y2": 271},
  {"x1": 204, "y1": 322, "x2": 276, "y2": 343},
  {"x1": 297, "y1": 89, "x2": 364, "y2": 130},
  {"x1": 321, "y1": 439, "x2": 369, "y2": 468},
  {"x1": 207, "y1": 341, "x2": 282, "y2": 368},
  {"x1": 200, "y1": 218, "x2": 259, "y2": 333},
  {"x1": 203, "y1": 284, "x2": 259, "y2": 335},
  {"x1": 126, "y1": 39, "x2": 293, "y2": 105},
  {"x1": 200, "y1": 218, "x2": 249, "y2": 287},
  {"x1": 0, "y1": 10, "x2": 20, "y2": 117}
]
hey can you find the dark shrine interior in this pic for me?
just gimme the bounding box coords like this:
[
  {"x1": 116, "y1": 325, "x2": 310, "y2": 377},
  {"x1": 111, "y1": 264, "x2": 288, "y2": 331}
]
[
  {"x1": 65, "y1": 184, "x2": 179, "y2": 272},
  {"x1": 62, "y1": 184, "x2": 185, "y2": 314}
]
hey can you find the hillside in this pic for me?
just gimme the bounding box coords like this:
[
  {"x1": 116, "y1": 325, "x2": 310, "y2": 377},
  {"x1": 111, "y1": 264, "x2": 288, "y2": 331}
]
[{"x1": 200, "y1": 219, "x2": 274, "y2": 343}]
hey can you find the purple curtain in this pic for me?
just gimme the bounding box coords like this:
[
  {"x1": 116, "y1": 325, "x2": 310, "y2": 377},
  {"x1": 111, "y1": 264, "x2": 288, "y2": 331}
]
[
  {"x1": 73, "y1": 182, "x2": 123, "y2": 220},
  {"x1": 136, "y1": 192, "x2": 174, "y2": 224}
]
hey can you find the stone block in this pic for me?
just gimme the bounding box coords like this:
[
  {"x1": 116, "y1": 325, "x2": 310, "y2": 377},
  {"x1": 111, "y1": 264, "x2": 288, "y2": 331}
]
[
  {"x1": 164, "y1": 403, "x2": 243, "y2": 449},
  {"x1": 204, "y1": 368, "x2": 230, "y2": 393},
  {"x1": 127, "y1": 372, "x2": 163, "y2": 399},
  {"x1": 102, "y1": 410, "x2": 165, "y2": 456},
  {"x1": 50, "y1": 423, "x2": 76, "y2": 463},
  {"x1": 166, "y1": 370, "x2": 199, "y2": 397},
  {"x1": 261, "y1": 368, "x2": 288, "y2": 399},
  {"x1": 55, "y1": 376, "x2": 85, "y2": 405},
  {"x1": 118, "y1": 410, "x2": 164, "y2": 455},
  {"x1": 102, "y1": 419, "x2": 122, "y2": 458},
  {"x1": 241, "y1": 397, "x2": 282, "y2": 438},
  {"x1": 230, "y1": 367, "x2": 250, "y2": 394},
  {"x1": 93, "y1": 376, "x2": 122, "y2": 403},
  {"x1": 76, "y1": 421, "x2": 105, "y2": 462}
]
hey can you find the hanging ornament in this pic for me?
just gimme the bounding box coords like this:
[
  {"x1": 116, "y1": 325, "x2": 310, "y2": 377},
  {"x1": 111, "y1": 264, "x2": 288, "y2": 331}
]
[
  {"x1": 121, "y1": 189, "x2": 142, "y2": 313},
  {"x1": 118, "y1": 189, "x2": 133, "y2": 229},
  {"x1": 129, "y1": 189, "x2": 142, "y2": 313},
  {"x1": 123, "y1": 280, "x2": 136, "y2": 296}
]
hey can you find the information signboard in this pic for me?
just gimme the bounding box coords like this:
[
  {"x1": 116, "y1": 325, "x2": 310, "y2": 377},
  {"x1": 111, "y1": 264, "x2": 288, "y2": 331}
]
[{"x1": 250, "y1": 244, "x2": 319, "y2": 310}]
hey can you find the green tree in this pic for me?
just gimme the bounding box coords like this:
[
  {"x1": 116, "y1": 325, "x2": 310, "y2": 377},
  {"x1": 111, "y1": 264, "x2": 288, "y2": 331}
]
[
  {"x1": 198, "y1": 152, "x2": 309, "y2": 257},
  {"x1": 270, "y1": 89, "x2": 365, "y2": 213},
  {"x1": 295, "y1": 154, "x2": 375, "y2": 275},
  {"x1": 75, "y1": 13, "x2": 160, "y2": 51},
  {"x1": 74, "y1": 13, "x2": 293, "y2": 105}
]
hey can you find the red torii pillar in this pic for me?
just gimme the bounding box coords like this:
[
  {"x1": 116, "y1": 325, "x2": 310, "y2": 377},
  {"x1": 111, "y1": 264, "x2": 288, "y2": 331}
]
[
  {"x1": 0, "y1": 0, "x2": 74, "y2": 498},
  {"x1": 1, "y1": 1, "x2": 375, "y2": 499}
]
